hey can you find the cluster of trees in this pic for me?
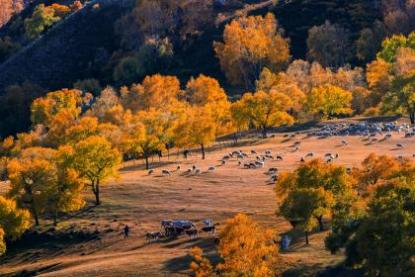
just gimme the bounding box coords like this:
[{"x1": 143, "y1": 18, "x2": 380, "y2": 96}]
[
  {"x1": 24, "y1": 2, "x2": 82, "y2": 39},
  {"x1": 276, "y1": 154, "x2": 415, "y2": 274},
  {"x1": 190, "y1": 213, "x2": 278, "y2": 277},
  {"x1": 214, "y1": 13, "x2": 415, "y2": 123},
  {"x1": 113, "y1": 0, "x2": 215, "y2": 85}
]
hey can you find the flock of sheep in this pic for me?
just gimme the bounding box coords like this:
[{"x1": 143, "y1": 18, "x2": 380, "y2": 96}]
[{"x1": 141, "y1": 121, "x2": 415, "y2": 244}]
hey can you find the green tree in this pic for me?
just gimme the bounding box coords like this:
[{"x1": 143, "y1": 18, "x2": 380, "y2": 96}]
[{"x1": 346, "y1": 182, "x2": 415, "y2": 275}]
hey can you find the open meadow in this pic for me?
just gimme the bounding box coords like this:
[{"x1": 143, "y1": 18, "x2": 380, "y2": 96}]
[{"x1": 1, "y1": 119, "x2": 414, "y2": 276}]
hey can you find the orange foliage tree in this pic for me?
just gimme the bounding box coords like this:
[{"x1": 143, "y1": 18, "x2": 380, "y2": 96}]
[{"x1": 214, "y1": 13, "x2": 290, "y2": 90}]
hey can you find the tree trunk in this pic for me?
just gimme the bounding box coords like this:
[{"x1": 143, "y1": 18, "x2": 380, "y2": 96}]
[
  {"x1": 144, "y1": 155, "x2": 149, "y2": 170},
  {"x1": 262, "y1": 126, "x2": 267, "y2": 138},
  {"x1": 201, "y1": 144, "x2": 206, "y2": 160},
  {"x1": 53, "y1": 210, "x2": 58, "y2": 226},
  {"x1": 167, "y1": 148, "x2": 170, "y2": 160},
  {"x1": 233, "y1": 133, "x2": 238, "y2": 146},
  {"x1": 93, "y1": 181, "x2": 101, "y2": 206},
  {"x1": 31, "y1": 200, "x2": 39, "y2": 226},
  {"x1": 410, "y1": 111, "x2": 415, "y2": 126},
  {"x1": 305, "y1": 231, "x2": 309, "y2": 245},
  {"x1": 317, "y1": 216, "x2": 324, "y2": 231}
]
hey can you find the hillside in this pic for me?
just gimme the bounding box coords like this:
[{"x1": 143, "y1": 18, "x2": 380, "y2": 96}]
[
  {"x1": 0, "y1": 0, "x2": 133, "y2": 91},
  {"x1": 0, "y1": 0, "x2": 384, "y2": 92},
  {"x1": 0, "y1": 118, "x2": 412, "y2": 276}
]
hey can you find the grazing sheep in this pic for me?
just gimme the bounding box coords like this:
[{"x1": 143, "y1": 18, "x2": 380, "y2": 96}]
[
  {"x1": 185, "y1": 169, "x2": 192, "y2": 174},
  {"x1": 385, "y1": 133, "x2": 392, "y2": 139},
  {"x1": 185, "y1": 229, "x2": 198, "y2": 238},
  {"x1": 255, "y1": 161, "x2": 265, "y2": 168},
  {"x1": 176, "y1": 166, "x2": 181, "y2": 171},
  {"x1": 397, "y1": 143, "x2": 404, "y2": 148},
  {"x1": 305, "y1": 152, "x2": 314, "y2": 158},
  {"x1": 195, "y1": 168, "x2": 201, "y2": 174},
  {"x1": 276, "y1": 155, "x2": 283, "y2": 161},
  {"x1": 208, "y1": 166, "x2": 216, "y2": 171},
  {"x1": 148, "y1": 169, "x2": 154, "y2": 175},
  {"x1": 220, "y1": 160, "x2": 226, "y2": 165},
  {"x1": 268, "y1": 167, "x2": 278, "y2": 173},
  {"x1": 162, "y1": 170, "x2": 171, "y2": 176},
  {"x1": 146, "y1": 231, "x2": 163, "y2": 242},
  {"x1": 251, "y1": 150, "x2": 257, "y2": 154},
  {"x1": 341, "y1": 140, "x2": 348, "y2": 146},
  {"x1": 238, "y1": 161, "x2": 242, "y2": 166},
  {"x1": 300, "y1": 157, "x2": 305, "y2": 163}
]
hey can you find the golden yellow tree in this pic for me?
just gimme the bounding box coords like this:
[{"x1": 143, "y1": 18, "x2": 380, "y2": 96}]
[
  {"x1": 233, "y1": 91, "x2": 294, "y2": 138},
  {"x1": 0, "y1": 196, "x2": 31, "y2": 255},
  {"x1": 0, "y1": 196, "x2": 30, "y2": 240},
  {"x1": 190, "y1": 247, "x2": 213, "y2": 277},
  {"x1": 7, "y1": 146, "x2": 85, "y2": 225},
  {"x1": 30, "y1": 89, "x2": 82, "y2": 127},
  {"x1": 0, "y1": 228, "x2": 5, "y2": 255},
  {"x1": 7, "y1": 147, "x2": 57, "y2": 225},
  {"x1": 71, "y1": 136, "x2": 121, "y2": 205},
  {"x1": 305, "y1": 84, "x2": 353, "y2": 119},
  {"x1": 120, "y1": 74, "x2": 181, "y2": 112},
  {"x1": 184, "y1": 75, "x2": 232, "y2": 137},
  {"x1": 217, "y1": 213, "x2": 278, "y2": 276},
  {"x1": 185, "y1": 106, "x2": 217, "y2": 160},
  {"x1": 214, "y1": 13, "x2": 290, "y2": 90}
]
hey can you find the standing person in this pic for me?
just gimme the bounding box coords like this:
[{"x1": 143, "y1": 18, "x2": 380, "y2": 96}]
[{"x1": 124, "y1": 224, "x2": 130, "y2": 238}]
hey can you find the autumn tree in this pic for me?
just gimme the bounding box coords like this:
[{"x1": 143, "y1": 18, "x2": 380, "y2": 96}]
[
  {"x1": 71, "y1": 136, "x2": 121, "y2": 205},
  {"x1": 276, "y1": 159, "x2": 352, "y2": 235},
  {"x1": 120, "y1": 74, "x2": 181, "y2": 112},
  {"x1": 30, "y1": 89, "x2": 82, "y2": 127},
  {"x1": 233, "y1": 91, "x2": 294, "y2": 138},
  {"x1": 190, "y1": 247, "x2": 213, "y2": 277},
  {"x1": 355, "y1": 22, "x2": 385, "y2": 63},
  {"x1": 371, "y1": 33, "x2": 415, "y2": 124},
  {"x1": 305, "y1": 84, "x2": 353, "y2": 119},
  {"x1": 24, "y1": 4, "x2": 65, "y2": 39},
  {"x1": 217, "y1": 213, "x2": 278, "y2": 276},
  {"x1": 280, "y1": 188, "x2": 332, "y2": 245},
  {"x1": 0, "y1": 196, "x2": 31, "y2": 255},
  {"x1": 256, "y1": 68, "x2": 306, "y2": 115},
  {"x1": 344, "y1": 182, "x2": 415, "y2": 275},
  {"x1": 7, "y1": 147, "x2": 57, "y2": 225},
  {"x1": 125, "y1": 109, "x2": 169, "y2": 168},
  {"x1": 214, "y1": 13, "x2": 290, "y2": 90},
  {"x1": 7, "y1": 146, "x2": 85, "y2": 224},
  {"x1": 184, "y1": 75, "x2": 232, "y2": 137},
  {"x1": 307, "y1": 21, "x2": 352, "y2": 68}
]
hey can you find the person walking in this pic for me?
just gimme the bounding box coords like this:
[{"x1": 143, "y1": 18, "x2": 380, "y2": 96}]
[{"x1": 124, "y1": 224, "x2": 130, "y2": 238}]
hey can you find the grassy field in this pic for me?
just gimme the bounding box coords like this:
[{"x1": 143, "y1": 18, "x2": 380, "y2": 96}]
[{"x1": 1, "y1": 121, "x2": 414, "y2": 276}]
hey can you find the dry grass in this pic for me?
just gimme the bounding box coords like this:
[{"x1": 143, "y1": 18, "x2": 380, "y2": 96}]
[{"x1": 1, "y1": 125, "x2": 414, "y2": 276}]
